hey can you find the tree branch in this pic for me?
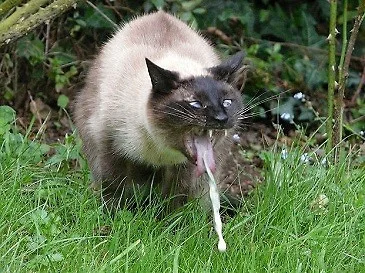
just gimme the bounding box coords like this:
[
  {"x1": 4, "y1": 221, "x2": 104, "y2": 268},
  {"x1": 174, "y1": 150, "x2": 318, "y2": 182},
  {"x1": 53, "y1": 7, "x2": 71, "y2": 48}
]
[
  {"x1": 0, "y1": 0, "x2": 24, "y2": 17},
  {"x1": 0, "y1": 0, "x2": 79, "y2": 46},
  {"x1": 0, "y1": 0, "x2": 50, "y2": 34}
]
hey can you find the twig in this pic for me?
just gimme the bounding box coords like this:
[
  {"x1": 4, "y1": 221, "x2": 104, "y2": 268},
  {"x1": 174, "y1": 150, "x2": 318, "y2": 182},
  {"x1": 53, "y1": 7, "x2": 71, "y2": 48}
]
[
  {"x1": 105, "y1": 0, "x2": 123, "y2": 20},
  {"x1": 349, "y1": 115, "x2": 365, "y2": 124},
  {"x1": 326, "y1": 0, "x2": 337, "y2": 157},
  {"x1": 240, "y1": 35, "x2": 365, "y2": 64},
  {"x1": 340, "y1": 4, "x2": 365, "y2": 88},
  {"x1": 0, "y1": 0, "x2": 79, "y2": 46},
  {"x1": 206, "y1": 27, "x2": 232, "y2": 44},
  {"x1": 350, "y1": 62, "x2": 365, "y2": 105},
  {"x1": 332, "y1": 0, "x2": 347, "y2": 161},
  {"x1": 334, "y1": 1, "x2": 365, "y2": 160},
  {"x1": 45, "y1": 19, "x2": 50, "y2": 55},
  {"x1": 86, "y1": 0, "x2": 118, "y2": 29}
]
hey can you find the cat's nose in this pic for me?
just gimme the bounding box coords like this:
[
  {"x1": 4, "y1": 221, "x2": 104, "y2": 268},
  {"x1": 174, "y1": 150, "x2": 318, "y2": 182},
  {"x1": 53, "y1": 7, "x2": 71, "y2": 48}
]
[{"x1": 214, "y1": 112, "x2": 228, "y2": 123}]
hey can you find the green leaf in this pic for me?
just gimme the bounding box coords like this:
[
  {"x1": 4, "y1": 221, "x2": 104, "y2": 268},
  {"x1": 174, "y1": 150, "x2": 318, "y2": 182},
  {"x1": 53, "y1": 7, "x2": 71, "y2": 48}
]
[
  {"x1": 83, "y1": 4, "x2": 116, "y2": 29},
  {"x1": 179, "y1": 11, "x2": 193, "y2": 23},
  {"x1": 181, "y1": 0, "x2": 203, "y2": 11},
  {"x1": 193, "y1": 8, "x2": 206, "y2": 14},
  {"x1": 65, "y1": 66, "x2": 78, "y2": 78},
  {"x1": 0, "y1": 105, "x2": 15, "y2": 124},
  {"x1": 299, "y1": 11, "x2": 322, "y2": 46},
  {"x1": 298, "y1": 105, "x2": 315, "y2": 121},
  {"x1": 271, "y1": 97, "x2": 298, "y2": 121},
  {"x1": 151, "y1": 0, "x2": 165, "y2": 9},
  {"x1": 0, "y1": 106, "x2": 15, "y2": 135},
  {"x1": 57, "y1": 95, "x2": 69, "y2": 109},
  {"x1": 49, "y1": 253, "x2": 64, "y2": 262},
  {"x1": 259, "y1": 9, "x2": 270, "y2": 22},
  {"x1": 16, "y1": 35, "x2": 45, "y2": 65}
]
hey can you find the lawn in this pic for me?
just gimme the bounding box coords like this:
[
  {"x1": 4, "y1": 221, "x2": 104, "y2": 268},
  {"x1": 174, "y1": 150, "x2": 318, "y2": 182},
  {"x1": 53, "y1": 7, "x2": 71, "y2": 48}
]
[{"x1": 0, "y1": 106, "x2": 364, "y2": 272}]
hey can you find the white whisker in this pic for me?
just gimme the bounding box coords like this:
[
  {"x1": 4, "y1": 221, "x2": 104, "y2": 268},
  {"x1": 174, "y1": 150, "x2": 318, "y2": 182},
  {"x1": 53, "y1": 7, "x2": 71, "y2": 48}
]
[{"x1": 238, "y1": 89, "x2": 291, "y2": 116}]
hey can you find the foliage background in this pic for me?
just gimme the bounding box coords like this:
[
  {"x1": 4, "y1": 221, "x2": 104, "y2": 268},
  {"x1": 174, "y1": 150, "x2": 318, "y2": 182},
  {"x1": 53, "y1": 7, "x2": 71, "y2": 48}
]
[{"x1": 0, "y1": 0, "x2": 364, "y2": 143}]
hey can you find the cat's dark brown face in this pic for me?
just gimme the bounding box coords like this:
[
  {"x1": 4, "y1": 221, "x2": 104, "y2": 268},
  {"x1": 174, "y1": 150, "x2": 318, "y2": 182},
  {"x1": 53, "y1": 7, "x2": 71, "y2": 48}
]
[{"x1": 146, "y1": 52, "x2": 244, "y2": 176}]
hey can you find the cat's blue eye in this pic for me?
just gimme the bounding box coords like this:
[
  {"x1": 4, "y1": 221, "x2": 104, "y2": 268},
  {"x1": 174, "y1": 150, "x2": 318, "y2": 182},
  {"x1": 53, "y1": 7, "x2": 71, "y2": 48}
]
[
  {"x1": 189, "y1": 101, "x2": 203, "y2": 109},
  {"x1": 222, "y1": 99, "x2": 232, "y2": 108}
]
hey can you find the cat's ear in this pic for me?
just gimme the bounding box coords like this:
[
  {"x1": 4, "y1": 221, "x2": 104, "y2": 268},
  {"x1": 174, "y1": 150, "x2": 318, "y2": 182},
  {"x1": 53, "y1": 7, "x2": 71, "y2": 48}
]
[
  {"x1": 209, "y1": 51, "x2": 245, "y2": 83},
  {"x1": 145, "y1": 58, "x2": 179, "y2": 94}
]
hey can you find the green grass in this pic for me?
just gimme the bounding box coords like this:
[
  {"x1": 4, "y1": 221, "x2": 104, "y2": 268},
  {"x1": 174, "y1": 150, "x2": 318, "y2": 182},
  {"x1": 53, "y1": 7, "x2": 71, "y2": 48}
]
[{"x1": 1, "y1": 110, "x2": 364, "y2": 272}]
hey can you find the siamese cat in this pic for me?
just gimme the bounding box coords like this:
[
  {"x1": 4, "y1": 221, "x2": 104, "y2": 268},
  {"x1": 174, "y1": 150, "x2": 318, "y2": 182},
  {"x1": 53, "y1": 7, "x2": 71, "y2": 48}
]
[{"x1": 74, "y1": 11, "x2": 247, "y2": 210}]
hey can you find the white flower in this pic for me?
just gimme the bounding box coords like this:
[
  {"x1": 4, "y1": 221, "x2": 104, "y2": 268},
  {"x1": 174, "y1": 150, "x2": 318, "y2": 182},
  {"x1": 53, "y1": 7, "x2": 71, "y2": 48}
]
[
  {"x1": 294, "y1": 92, "x2": 306, "y2": 102},
  {"x1": 321, "y1": 158, "x2": 327, "y2": 166},
  {"x1": 232, "y1": 133, "x2": 240, "y2": 143},
  {"x1": 280, "y1": 112, "x2": 293, "y2": 121},
  {"x1": 281, "y1": 148, "x2": 288, "y2": 160},
  {"x1": 300, "y1": 153, "x2": 311, "y2": 163}
]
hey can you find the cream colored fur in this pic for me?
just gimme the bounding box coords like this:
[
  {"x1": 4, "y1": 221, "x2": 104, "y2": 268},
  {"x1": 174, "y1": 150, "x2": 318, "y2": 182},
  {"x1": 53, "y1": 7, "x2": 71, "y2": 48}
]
[{"x1": 81, "y1": 11, "x2": 220, "y2": 167}]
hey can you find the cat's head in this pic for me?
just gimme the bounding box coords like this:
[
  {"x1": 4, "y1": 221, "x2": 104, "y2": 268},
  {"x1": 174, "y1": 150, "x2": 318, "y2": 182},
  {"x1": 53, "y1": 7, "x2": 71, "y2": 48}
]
[{"x1": 146, "y1": 52, "x2": 245, "y2": 176}]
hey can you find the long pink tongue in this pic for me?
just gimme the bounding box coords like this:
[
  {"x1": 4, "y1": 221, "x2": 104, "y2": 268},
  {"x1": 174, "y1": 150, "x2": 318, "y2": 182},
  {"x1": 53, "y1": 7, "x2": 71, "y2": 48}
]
[{"x1": 194, "y1": 136, "x2": 216, "y2": 177}]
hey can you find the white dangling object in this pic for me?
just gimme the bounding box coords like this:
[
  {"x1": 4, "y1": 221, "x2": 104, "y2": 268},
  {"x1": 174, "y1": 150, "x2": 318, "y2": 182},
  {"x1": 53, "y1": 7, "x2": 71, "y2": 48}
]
[{"x1": 203, "y1": 152, "x2": 227, "y2": 252}]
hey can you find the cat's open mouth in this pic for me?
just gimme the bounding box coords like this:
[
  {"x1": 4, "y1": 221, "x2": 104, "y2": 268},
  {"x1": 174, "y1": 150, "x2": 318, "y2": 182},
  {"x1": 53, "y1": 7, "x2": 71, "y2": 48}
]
[{"x1": 184, "y1": 129, "x2": 227, "y2": 177}]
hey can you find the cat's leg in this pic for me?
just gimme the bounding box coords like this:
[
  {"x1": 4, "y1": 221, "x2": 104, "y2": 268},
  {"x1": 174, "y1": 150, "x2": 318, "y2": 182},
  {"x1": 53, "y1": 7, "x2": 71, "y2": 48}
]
[{"x1": 89, "y1": 154, "x2": 157, "y2": 212}]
